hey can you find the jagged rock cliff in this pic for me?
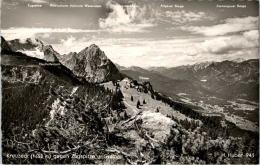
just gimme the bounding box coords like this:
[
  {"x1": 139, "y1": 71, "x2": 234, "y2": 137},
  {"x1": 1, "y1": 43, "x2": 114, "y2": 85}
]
[{"x1": 58, "y1": 44, "x2": 123, "y2": 83}]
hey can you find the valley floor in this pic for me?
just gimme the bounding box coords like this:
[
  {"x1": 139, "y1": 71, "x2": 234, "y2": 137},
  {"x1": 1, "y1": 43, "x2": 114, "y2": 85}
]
[{"x1": 178, "y1": 94, "x2": 259, "y2": 133}]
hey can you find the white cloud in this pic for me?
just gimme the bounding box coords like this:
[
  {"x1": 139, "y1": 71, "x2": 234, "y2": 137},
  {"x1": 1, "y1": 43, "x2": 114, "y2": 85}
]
[
  {"x1": 243, "y1": 30, "x2": 259, "y2": 41},
  {"x1": 99, "y1": 1, "x2": 155, "y2": 33},
  {"x1": 179, "y1": 30, "x2": 258, "y2": 57},
  {"x1": 1, "y1": 27, "x2": 99, "y2": 40},
  {"x1": 199, "y1": 35, "x2": 258, "y2": 54},
  {"x1": 19, "y1": 47, "x2": 44, "y2": 59},
  {"x1": 40, "y1": 33, "x2": 51, "y2": 39},
  {"x1": 156, "y1": 10, "x2": 213, "y2": 25},
  {"x1": 52, "y1": 32, "x2": 258, "y2": 67},
  {"x1": 61, "y1": 36, "x2": 76, "y2": 46},
  {"x1": 57, "y1": 36, "x2": 80, "y2": 53},
  {"x1": 182, "y1": 16, "x2": 258, "y2": 36}
]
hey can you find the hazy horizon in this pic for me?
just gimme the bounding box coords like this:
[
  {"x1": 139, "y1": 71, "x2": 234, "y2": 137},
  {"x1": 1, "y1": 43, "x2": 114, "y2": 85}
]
[{"x1": 1, "y1": 0, "x2": 259, "y2": 67}]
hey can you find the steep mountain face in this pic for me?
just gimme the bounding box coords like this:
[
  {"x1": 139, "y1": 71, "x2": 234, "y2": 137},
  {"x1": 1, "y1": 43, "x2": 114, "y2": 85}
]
[
  {"x1": 42, "y1": 45, "x2": 60, "y2": 62},
  {"x1": 150, "y1": 60, "x2": 259, "y2": 101},
  {"x1": 1, "y1": 36, "x2": 12, "y2": 52},
  {"x1": 58, "y1": 44, "x2": 123, "y2": 83},
  {"x1": 7, "y1": 38, "x2": 59, "y2": 62}
]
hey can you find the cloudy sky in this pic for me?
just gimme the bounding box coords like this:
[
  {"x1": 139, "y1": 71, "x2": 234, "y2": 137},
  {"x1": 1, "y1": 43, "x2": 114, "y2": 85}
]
[{"x1": 1, "y1": 0, "x2": 259, "y2": 67}]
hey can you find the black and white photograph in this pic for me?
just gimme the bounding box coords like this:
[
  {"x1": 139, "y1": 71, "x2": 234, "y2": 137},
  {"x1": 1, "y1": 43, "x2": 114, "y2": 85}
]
[{"x1": 1, "y1": 0, "x2": 259, "y2": 164}]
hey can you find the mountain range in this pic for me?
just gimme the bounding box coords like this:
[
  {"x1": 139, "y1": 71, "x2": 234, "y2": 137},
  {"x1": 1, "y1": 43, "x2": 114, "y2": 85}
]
[
  {"x1": 1, "y1": 36, "x2": 259, "y2": 164},
  {"x1": 6, "y1": 38, "x2": 123, "y2": 83},
  {"x1": 119, "y1": 59, "x2": 259, "y2": 102}
]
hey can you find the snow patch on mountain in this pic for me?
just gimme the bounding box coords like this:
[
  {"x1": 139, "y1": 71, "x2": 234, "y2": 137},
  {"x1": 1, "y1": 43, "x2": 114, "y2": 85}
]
[{"x1": 19, "y1": 47, "x2": 45, "y2": 59}]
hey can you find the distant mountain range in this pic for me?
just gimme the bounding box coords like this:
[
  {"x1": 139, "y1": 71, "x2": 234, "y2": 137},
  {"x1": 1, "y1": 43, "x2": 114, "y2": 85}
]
[
  {"x1": 118, "y1": 66, "x2": 212, "y2": 101},
  {"x1": 119, "y1": 59, "x2": 259, "y2": 102}
]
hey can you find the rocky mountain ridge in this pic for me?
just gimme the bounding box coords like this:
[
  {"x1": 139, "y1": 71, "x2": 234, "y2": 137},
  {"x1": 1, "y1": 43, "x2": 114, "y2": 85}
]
[
  {"x1": 58, "y1": 44, "x2": 123, "y2": 83},
  {"x1": 6, "y1": 38, "x2": 123, "y2": 83}
]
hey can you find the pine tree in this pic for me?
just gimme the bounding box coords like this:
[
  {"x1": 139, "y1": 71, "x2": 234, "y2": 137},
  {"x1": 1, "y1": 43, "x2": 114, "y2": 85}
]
[
  {"x1": 143, "y1": 99, "x2": 146, "y2": 104},
  {"x1": 123, "y1": 111, "x2": 128, "y2": 119},
  {"x1": 131, "y1": 96, "x2": 134, "y2": 101},
  {"x1": 137, "y1": 100, "x2": 140, "y2": 109},
  {"x1": 151, "y1": 94, "x2": 155, "y2": 99}
]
